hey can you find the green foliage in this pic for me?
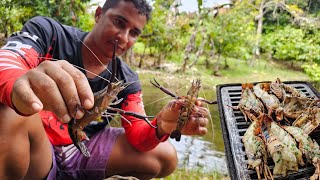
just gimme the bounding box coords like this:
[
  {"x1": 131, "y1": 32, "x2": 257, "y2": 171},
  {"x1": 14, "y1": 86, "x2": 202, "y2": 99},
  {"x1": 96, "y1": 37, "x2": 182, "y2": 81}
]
[
  {"x1": 132, "y1": 42, "x2": 146, "y2": 54},
  {"x1": 261, "y1": 26, "x2": 320, "y2": 63},
  {"x1": 208, "y1": 3, "x2": 255, "y2": 60},
  {"x1": 16, "y1": 0, "x2": 91, "y2": 26},
  {"x1": 261, "y1": 26, "x2": 303, "y2": 60},
  {"x1": 217, "y1": 57, "x2": 310, "y2": 82},
  {"x1": 138, "y1": 0, "x2": 319, "y2": 85},
  {"x1": 286, "y1": 0, "x2": 320, "y2": 15},
  {"x1": 0, "y1": 0, "x2": 92, "y2": 37},
  {"x1": 302, "y1": 63, "x2": 320, "y2": 82},
  {"x1": 263, "y1": 12, "x2": 293, "y2": 33},
  {"x1": 162, "y1": 168, "x2": 228, "y2": 180},
  {"x1": 76, "y1": 13, "x2": 95, "y2": 32},
  {"x1": 139, "y1": 0, "x2": 189, "y2": 65},
  {"x1": 286, "y1": 0, "x2": 308, "y2": 8},
  {"x1": 0, "y1": 0, "x2": 33, "y2": 37}
]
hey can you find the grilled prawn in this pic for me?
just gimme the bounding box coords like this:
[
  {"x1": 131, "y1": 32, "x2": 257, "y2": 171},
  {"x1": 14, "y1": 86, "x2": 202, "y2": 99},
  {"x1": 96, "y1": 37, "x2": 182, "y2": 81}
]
[
  {"x1": 229, "y1": 83, "x2": 265, "y2": 122},
  {"x1": 293, "y1": 102, "x2": 320, "y2": 135},
  {"x1": 242, "y1": 121, "x2": 272, "y2": 180},
  {"x1": 284, "y1": 126, "x2": 320, "y2": 180},
  {"x1": 270, "y1": 78, "x2": 306, "y2": 101},
  {"x1": 254, "y1": 83, "x2": 284, "y2": 121},
  {"x1": 259, "y1": 114, "x2": 297, "y2": 177},
  {"x1": 270, "y1": 121, "x2": 304, "y2": 169}
]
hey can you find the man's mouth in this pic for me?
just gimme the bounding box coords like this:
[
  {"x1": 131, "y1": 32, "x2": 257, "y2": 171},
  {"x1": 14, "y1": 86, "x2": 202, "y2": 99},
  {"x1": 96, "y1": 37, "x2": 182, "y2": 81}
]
[
  {"x1": 109, "y1": 41, "x2": 124, "y2": 53},
  {"x1": 117, "y1": 46, "x2": 124, "y2": 52}
]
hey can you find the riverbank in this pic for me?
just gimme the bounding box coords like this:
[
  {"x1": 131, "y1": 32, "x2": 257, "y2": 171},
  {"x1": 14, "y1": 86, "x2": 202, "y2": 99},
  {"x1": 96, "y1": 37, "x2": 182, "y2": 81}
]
[{"x1": 135, "y1": 57, "x2": 313, "y2": 90}]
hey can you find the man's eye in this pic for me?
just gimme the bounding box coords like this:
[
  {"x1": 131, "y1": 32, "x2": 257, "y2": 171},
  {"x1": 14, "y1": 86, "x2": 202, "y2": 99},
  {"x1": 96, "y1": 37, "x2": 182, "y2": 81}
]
[
  {"x1": 113, "y1": 19, "x2": 125, "y2": 28},
  {"x1": 130, "y1": 30, "x2": 140, "y2": 37}
]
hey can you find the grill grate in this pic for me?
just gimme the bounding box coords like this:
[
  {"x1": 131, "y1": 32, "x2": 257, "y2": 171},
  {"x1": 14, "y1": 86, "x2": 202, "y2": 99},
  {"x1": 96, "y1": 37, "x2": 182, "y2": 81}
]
[{"x1": 216, "y1": 81, "x2": 320, "y2": 180}]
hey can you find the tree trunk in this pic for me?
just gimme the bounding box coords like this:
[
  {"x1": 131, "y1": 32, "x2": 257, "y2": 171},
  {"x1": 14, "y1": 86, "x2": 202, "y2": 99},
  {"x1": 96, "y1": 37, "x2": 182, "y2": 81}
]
[
  {"x1": 156, "y1": 53, "x2": 160, "y2": 66},
  {"x1": 166, "y1": 0, "x2": 181, "y2": 27},
  {"x1": 138, "y1": 56, "x2": 143, "y2": 68},
  {"x1": 253, "y1": 0, "x2": 266, "y2": 57},
  {"x1": 224, "y1": 57, "x2": 229, "y2": 69},
  {"x1": 138, "y1": 45, "x2": 147, "y2": 68},
  {"x1": 128, "y1": 48, "x2": 135, "y2": 65},
  {"x1": 181, "y1": 11, "x2": 207, "y2": 72},
  {"x1": 3, "y1": 19, "x2": 9, "y2": 37},
  {"x1": 156, "y1": 53, "x2": 162, "y2": 68},
  {"x1": 212, "y1": 53, "x2": 222, "y2": 76},
  {"x1": 205, "y1": 39, "x2": 215, "y2": 69},
  {"x1": 181, "y1": 30, "x2": 197, "y2": 72},
  {"x1": 188, "y1": 27, "x2": 207, "y2": 68}
]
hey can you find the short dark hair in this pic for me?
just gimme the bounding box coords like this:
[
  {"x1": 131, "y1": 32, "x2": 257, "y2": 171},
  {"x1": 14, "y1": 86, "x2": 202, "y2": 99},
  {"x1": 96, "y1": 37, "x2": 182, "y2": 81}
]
[{"x1": 102, "y1": 0, "x2": 152, "y2": 21}]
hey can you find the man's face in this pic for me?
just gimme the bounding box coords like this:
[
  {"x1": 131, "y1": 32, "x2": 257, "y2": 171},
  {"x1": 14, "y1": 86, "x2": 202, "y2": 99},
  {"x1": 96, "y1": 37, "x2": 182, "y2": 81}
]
[{"x1": 92, "y1": 0, "x2": 147, "y2": 59}]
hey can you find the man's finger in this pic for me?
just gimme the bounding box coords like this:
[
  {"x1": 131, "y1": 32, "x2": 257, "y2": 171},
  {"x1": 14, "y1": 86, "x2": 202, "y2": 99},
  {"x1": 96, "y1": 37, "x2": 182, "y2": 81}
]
[
  {"x1": 28, "y1": 70, "x2": 71, "y2": 123},
  {"x1": 200, "y1": 117, "x2": 209, "y2": 127},
  {"x1": 59, "y1": 60, "x2": 94, "y2": 110},
  {"x1": 44, "y1": 62, "x2": 83, "y2": 119},
  {"x1": 190, "y1": 117, "x2": 208, "y2": 126},
  {"x1": 12, "y1": 78, "x2": 43, "y2": 115},
  {"x1": 167, "y1": 99, "x2": 183, "y2": 111},
  {"x1": 195, "y1": 99, "x2": 203, "y2": 106},
  {"x1": 197, "y1": 127, "x2": 207, "y2": 135},
  {"x1": 196, "y1": 106, "x2": 210, "y2": 118}
]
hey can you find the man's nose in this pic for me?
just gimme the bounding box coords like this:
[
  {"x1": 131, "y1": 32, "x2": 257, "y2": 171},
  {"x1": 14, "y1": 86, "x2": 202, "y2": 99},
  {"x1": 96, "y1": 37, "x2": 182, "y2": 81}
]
[{"x1": 116, "y1": 29, "x2": 129, "y2": 44}]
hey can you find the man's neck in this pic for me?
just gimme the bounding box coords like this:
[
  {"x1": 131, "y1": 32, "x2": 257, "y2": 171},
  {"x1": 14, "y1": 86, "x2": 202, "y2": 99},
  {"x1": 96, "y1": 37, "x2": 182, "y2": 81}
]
[{"x1": 82, "y1": 34, "x2": 112, "y2": 78}]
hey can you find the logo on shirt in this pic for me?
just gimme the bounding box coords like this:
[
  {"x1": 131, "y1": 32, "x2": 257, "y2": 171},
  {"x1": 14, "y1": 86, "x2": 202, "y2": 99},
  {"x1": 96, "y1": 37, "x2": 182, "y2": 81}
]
[
  {"x1": 2, "y1": 41, "x2": 33, "y2": 55},
  {"x1": 13, "y1": 31, "x2": 39, "y2": 42}
]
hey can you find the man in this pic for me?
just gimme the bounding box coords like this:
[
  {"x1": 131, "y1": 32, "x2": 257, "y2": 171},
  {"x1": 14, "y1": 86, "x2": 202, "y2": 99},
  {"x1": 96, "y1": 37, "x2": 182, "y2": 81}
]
[{"x1": 0, "y1": 0, "x2": 209, "y2": 179}]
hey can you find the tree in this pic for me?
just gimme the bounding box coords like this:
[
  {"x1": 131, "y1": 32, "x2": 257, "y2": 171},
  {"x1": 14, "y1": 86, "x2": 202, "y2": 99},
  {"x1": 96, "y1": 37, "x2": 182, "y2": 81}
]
[
  {"x1": 0, "y1": 0, "x2": 33, "y2": 37},
  {"x1": 180, "y1": 14, "x2": 201, "y2": 73},
  {"x1": 197, "y1": 0, "x2": 203, "y2": 12},
  {"x1": 206, "y1": 3, "x2": 255, "y2": 75},
  {"x1": 15, "y1": 0, "x2": 91, "y2": 26},
  {"x1": 0, "y1": 0, "x2": 92, "y2": 37},
  {"x1": 250, "y1": 0, "x2": 320, "y2": 57}
]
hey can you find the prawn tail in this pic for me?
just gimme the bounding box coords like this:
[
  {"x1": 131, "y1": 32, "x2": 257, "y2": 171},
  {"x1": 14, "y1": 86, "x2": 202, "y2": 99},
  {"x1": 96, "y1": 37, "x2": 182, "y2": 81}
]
[
  {"x1": 68, "y1": 119, "x2": 91, "y2": 158},
  {"x1": 170, "y1": 130, "x2": 182, "y2": 141},
  {"x1": 76, "y1": 142, "x2": 91, "y2": 158}
]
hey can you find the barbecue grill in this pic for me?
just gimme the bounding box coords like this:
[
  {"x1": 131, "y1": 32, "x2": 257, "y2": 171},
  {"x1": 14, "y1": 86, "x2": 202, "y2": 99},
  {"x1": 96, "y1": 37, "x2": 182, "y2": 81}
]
[{"x1": 216, "y1": 81, "x2": 320, "y2": 180}]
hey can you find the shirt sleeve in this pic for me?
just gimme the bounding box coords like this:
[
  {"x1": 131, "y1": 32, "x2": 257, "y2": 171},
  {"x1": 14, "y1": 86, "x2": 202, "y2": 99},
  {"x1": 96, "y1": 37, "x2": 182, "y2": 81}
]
[
  {"x1": 121, "y1": 91, "x2": 169, "y2": 152},
  {"x1": 0, "y1": 47, "x2": 41, "y2": 110}
]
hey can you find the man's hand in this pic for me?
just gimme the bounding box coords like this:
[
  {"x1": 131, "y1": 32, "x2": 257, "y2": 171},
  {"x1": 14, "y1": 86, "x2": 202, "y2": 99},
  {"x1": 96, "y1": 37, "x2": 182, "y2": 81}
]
[
  {"x1": 156, "y1": 99, "x2": 209, "y2": 138},
  {"x1": 11, "y1": 60, "x2": 94, "y2": 123}
]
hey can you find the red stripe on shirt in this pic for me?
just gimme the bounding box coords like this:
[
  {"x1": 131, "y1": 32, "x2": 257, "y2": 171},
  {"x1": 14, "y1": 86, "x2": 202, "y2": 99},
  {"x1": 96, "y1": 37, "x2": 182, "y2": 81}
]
[{"x1": 0, "y1": 49, "x2": 39, "y2": 108}]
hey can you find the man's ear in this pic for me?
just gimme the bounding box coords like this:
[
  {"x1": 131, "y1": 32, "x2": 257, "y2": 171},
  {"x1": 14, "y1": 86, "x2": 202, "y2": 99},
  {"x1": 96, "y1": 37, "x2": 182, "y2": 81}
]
[{"x1": 95, "y1": 6, "x2": 103, "y2": 22}]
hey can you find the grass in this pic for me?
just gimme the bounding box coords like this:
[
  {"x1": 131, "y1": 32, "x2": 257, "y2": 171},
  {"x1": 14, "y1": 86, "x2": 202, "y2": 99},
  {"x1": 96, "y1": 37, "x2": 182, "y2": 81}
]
[{"x1": 156, "y1": 169, "x2": 230, "y2": 180}]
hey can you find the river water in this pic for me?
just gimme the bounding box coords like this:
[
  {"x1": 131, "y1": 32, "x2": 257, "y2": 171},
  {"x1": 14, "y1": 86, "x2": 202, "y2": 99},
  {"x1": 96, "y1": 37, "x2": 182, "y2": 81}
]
[{"x1": 142, "y1": 84, "x2": 229, "y2": 175}]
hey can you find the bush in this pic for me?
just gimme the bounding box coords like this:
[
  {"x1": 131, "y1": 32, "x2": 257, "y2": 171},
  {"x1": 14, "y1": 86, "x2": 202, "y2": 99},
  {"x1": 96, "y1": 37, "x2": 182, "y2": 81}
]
[
  {"x1": 261, "y1": 26, "x2": 320, "y2": 63},
  {"x1": 302, "y1": 63, "x2": 320, "y2": 83}
]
